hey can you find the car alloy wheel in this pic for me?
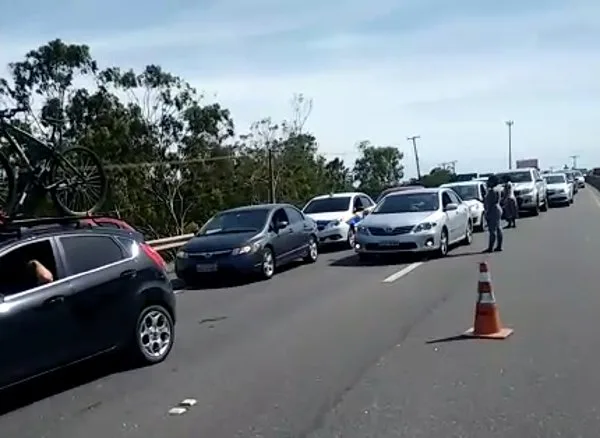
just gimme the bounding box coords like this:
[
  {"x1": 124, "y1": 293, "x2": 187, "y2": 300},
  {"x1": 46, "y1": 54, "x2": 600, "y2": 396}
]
[
  {"x1": 304, "y1": 236, "x2": 318, "y2": 263},
  {"x1": 261, "y1": 248, "x2": 275, "y2": 279},
  {"x1": 347, "y1": 228, "x2": 356, "y2": 249},
  {"x1": 463, "y1": 221, "x2": 473, "y2": 245},
  {"x1": 135, "y1": 305, "x2": 174, "y2": 364},
  {"x1": 438, "y1": 229, "x2": 449, "y2": 257}
]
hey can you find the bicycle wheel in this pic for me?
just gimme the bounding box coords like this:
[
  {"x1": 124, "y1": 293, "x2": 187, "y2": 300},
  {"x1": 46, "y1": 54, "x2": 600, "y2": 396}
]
[
  {"x1": 0, "y1": 150, "x2": 16, "y2": 218},
  {"x1": 49, "y1": 146, "x2": 108, "y2": 216}
]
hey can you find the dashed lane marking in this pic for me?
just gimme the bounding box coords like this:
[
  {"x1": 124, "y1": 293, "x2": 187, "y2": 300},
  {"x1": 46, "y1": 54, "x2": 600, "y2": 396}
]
[
  {"x1": 382, "y1": 262, "x2": 424, "y2": 283},
  {"x1": 168, "y1": 398, "x2": 198, "y2": 416}
]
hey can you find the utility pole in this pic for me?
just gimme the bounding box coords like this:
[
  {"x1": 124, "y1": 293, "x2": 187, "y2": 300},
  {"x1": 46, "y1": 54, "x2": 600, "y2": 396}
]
[
  {"x1": 267, "y1": 147, "x2": 275, "y2": 203},
  {"x1": 505, "y1": 120, "x2": 514, "y2": 169},
  {"x1": 569, "y1": 154, "x2": 579, "y2": 169},
  {"x1": 407, "y1": 135, "x2": 422, "y2": 180}
]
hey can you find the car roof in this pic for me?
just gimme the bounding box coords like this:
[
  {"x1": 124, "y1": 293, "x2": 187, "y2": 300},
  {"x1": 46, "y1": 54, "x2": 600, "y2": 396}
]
[
  {"x1": 0, "y1": 222, "x2": 141, "y2": 251},
  {"x1": 496, "y1": 169, "x2": 534, "y2": 174},
  {"x1": 309, "y1": 192, "x2": 363, "y2": 200},
  {"x1": 221, "y1": 203, "x2": 286, "y2": 214},
  {"x1": 442, "y1": 181, "x2": 483, "y2": 187},
  {"x1": 384, "y1": 187, "x2": 441, "y2": 197}
]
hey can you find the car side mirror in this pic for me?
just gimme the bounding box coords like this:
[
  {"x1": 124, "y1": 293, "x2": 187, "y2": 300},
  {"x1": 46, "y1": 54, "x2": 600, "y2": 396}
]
[
  {"x1": 275, "y1": 220, "x2": 289, "y2": 230},
  {"x1": 444, "y1": 203, "x2": 458, "y2": 211}
]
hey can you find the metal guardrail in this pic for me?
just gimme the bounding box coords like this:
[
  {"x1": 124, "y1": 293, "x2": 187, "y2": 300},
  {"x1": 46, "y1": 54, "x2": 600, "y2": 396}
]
[{"x1": 147, "y1": 233, "x2": 194, "y2": 251}]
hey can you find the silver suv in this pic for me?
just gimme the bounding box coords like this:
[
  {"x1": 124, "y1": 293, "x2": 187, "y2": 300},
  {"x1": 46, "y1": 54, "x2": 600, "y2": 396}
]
[{"x1": 495, "y1": 168, "x2": 548, "y2": 215}]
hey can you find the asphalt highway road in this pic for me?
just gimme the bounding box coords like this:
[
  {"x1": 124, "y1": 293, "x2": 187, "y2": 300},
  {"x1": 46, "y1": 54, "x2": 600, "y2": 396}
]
[{"x1": 2, "y1": 186, "x2": 600, "y2": 438}]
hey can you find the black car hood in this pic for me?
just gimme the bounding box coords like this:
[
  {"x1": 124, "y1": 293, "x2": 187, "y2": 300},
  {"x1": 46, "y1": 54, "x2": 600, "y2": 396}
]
[{"x1": 183, "y1": 232, "x2": 258, "y2": 252}]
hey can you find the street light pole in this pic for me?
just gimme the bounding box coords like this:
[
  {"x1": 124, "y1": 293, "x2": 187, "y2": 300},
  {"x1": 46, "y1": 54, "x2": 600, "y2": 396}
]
[
  {"x1": 407, "y1": 135, "x2": 422, "y2": 180},
  {"x1": 505, "y1": 120, "x2": 514, "y2": 169}
]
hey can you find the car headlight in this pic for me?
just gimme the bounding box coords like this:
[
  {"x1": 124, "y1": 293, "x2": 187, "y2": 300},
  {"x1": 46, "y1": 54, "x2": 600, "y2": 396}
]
[
  {"x1": 232, "y1": 242, "x2": 262, "y2": 255},
  {"x1": 326, "y1": 219, "x2": 341, "y2": 228},
  {"x1": 413, "y1": 222, "x2": 436, "y2": 232},
  {"x1": 176, "y1": 251, "x2": 188, "y2": 259},
  {"x1": 357, "y1": 225, "x2": 369, "y2": 234}
]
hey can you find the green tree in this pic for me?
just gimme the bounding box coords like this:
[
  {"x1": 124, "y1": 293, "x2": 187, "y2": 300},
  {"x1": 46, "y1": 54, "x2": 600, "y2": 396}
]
[
  {"x1": 420, "y1": 167, "x2": 454, "y2": 187},
  {"x1": 353, "y1": 140, "x2": 404, "y2": 197}
]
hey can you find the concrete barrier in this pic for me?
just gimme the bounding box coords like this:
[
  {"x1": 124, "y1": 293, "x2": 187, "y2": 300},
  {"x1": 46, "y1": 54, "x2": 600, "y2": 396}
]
[{"x1": 586, "y1": 176, "x2": 600, "y2": 191}]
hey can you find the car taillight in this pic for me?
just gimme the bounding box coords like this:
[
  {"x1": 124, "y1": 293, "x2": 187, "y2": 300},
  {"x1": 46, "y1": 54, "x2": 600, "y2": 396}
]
[{"x1": 141, "y1": 243, "x2": 167, "y2": 269}]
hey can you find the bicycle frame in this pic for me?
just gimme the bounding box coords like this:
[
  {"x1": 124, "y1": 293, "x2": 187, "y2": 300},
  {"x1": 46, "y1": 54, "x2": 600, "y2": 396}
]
[
  {"x1": 0, "y1": 119, "x2": 85, "y2": 187},
  {"x1": 0, "y1": 119, "x2": 58, "y2": 172}
]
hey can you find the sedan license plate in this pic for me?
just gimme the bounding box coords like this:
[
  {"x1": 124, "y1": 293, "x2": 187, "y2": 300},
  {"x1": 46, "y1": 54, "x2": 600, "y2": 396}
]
[
  {"x1": 379, "y1": 241, "x2": 399, "y2": 247},
  {"x1": 196, "y1": 264, "x2": 217, "y2": 273}
]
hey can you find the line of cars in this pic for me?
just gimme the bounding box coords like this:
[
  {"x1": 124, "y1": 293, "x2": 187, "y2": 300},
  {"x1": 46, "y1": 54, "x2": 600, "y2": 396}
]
[{"x1": 174, "y1": 167, "x2": 586, "y2": 283}]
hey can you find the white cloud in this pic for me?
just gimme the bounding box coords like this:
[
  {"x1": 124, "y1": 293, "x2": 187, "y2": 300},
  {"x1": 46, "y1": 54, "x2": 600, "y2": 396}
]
[{"x1": 2, "y1": 1, "x2": 600, "y2": 175}]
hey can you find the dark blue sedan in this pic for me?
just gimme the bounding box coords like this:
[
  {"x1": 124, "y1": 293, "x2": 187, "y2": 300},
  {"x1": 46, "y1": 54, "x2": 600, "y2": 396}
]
[{"x1": 175, "y1": 203, "x2": 319, "y2": 281}]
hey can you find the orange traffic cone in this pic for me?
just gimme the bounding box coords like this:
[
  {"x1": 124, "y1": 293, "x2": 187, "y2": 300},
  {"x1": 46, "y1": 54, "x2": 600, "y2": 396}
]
[{"x1": 464, "y1": 261, "x2": 513, "y2": 339}]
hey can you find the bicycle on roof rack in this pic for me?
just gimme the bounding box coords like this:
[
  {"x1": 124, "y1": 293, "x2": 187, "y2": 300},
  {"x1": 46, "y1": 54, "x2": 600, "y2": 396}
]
[{"x1": 0, "y1": 107, "x2": 108, "y2": 220}]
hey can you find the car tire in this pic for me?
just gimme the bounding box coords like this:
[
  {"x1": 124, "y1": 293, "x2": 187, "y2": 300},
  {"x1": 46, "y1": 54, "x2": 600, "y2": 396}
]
[
  {"x1": 129, "y1": 304, "x2": 175, "y2": 365},
  {"x1": 541, "y1": 197, "x2": 548, "y2": 212},
  {"x1": 436, "y1": 229, "x2": 449, "y2": 257},
  {"x1": 260, "y1": 247, "x2": 276, "y2": 279},
  {"x1": 531, "y1": 200, "x2": 540, "y2": 216},
  {"x1": 462, "y1": 221, "x2": 473, "y2": 245},
  {"x1": 347, "y1": 227, "x2": 356, "y2": 249},
  {"x1": 304, "y1": 236, "x2": 319, "y2": 263}
]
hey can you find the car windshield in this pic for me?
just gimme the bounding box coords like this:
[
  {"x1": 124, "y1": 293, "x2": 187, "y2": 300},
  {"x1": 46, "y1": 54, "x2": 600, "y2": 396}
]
[
  {"x1": 303, "y1": 197, "x2": 350, "y2": 213},
  {"x1": 446, "y1": 185, "x2": 479, "y2": 201},
  {"x1": 564, "y1": 173, "x2": 574, "y2": 181},
  {"x1": 376, "y1": 187, "x2": 422, "y2": 203},
  {"x1": 573, "y1": 171, "x2": 582, "y2": 177},
  {"x1": 373, "y1": 192, "x2": 439, "y2": 214},
  {"x1": 199, "y1": 209, "x2": 269, "y2": 235},
  {"x1": 496, "y1": 171, "x2": 532, "y2": 183},
  {"x1": 544, "y1": 175, "x2": 566, "y2": 184}
]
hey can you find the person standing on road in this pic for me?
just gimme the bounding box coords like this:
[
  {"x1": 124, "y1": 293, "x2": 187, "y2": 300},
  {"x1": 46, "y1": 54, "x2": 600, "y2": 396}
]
[
  {"x1": 502, "y1": 181, "x2": 518, "y2": 228},
  {"x1": 484, "y1": 175, "x2": 503, "y2": 252}
]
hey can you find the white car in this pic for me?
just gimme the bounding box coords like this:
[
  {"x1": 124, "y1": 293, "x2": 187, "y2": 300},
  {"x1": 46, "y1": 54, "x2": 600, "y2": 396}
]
[
  {"x1": 543, "y1": 173, "x2": 573, "y2": 206},
  {"x1": 302, "y1": 192, "x2": 375, "y2": 248},
  {"x1": 355, "y1": 188, "x2": 472, "y2": 259},
  {"x1": 441, "y1": 181, "x2": 486, "y2": 231}
]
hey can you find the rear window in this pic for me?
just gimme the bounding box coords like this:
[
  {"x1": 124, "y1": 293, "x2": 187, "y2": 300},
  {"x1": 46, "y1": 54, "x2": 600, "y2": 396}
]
[
  {"x1": 60, "y1": 235, "x2": 125, "y2": 276},
  {"x1": 544, "y1": 175, "x2": 565, "y2": 184}
]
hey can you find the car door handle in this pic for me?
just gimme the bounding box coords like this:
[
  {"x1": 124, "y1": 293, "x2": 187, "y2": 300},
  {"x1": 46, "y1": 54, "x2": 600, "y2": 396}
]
[
  {"x1": 120, "y1": 269, "x2": 137, "y2": 279},
  {"x1": 43, "y1": 295, "x2": 65, "y2": 306}
]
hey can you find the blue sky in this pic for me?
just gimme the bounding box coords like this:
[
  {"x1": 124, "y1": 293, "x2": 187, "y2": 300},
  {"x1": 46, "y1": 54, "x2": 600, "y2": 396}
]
[{"x1": 2, "y1": 0, "x2": 600, "y2": 176}]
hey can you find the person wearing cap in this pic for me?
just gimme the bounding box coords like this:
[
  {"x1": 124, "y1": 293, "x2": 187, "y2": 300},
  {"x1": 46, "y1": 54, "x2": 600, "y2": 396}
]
[{"x1": 483, "y1": 175, "x2": 503, "y2": 252}]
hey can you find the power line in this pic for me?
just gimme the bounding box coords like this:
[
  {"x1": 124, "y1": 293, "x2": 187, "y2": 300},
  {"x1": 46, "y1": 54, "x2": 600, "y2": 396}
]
[{"x1": 407, "y1": 135, "x2": 422, "y2": 179}]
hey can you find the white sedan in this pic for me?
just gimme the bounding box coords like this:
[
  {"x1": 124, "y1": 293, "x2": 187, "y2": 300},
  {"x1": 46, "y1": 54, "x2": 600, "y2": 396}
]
[{"x1": 441, "y1": 181, "x2": 486, "y2": 231}]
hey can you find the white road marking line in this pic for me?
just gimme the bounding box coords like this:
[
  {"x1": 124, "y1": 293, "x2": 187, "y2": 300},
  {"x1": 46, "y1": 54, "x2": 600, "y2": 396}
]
[
  {"x1": 168, "y1": 407, "x2": 188, "y2": 415},
  {"x1": 382, "y1": 262, "x2": 424, "y2": 283}
]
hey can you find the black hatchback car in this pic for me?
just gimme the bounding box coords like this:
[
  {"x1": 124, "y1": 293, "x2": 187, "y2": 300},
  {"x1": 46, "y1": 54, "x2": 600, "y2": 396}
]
[
  {"x1": 0, "y1": 217, "x2": 176, "y2": 390},
  {"x1": 175, "y1": 203, "x2": 319, "y2": 281}
]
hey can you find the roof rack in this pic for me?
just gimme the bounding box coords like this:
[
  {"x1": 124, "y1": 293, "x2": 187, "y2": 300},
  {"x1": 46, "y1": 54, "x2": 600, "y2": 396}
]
[{"x1": 0, "y1": 214, "x2": 100, "y2": 240}]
